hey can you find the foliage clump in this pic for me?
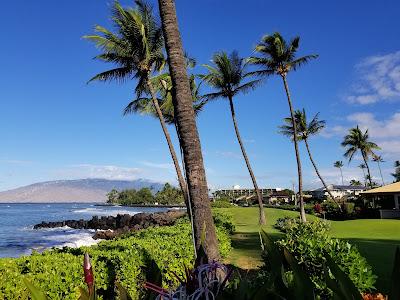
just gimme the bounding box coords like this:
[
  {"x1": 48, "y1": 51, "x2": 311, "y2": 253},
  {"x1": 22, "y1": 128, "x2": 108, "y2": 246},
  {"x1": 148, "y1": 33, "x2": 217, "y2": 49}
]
[
  {"x1": 0, "y1": 217, "x2": 232, "y2": 299},
  {"x1": 273, "y1": 217, "x2": 376, "y2": 298}
]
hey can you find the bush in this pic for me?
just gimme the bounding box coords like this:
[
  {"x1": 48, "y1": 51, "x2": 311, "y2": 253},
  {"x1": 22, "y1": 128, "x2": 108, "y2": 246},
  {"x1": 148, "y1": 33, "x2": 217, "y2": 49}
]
[
  {"x1": 212, "y1": 211, "x2": 236, "y2": 234},
  {"x1": 211, "y1": 198, "x2": 232, "y2": 208},
  {"x1": 0, "y1": 219, "x2": 231, "y2": 299},
  {"x1": 273, "y1": 218, "x2": 376, "y2": 298}
]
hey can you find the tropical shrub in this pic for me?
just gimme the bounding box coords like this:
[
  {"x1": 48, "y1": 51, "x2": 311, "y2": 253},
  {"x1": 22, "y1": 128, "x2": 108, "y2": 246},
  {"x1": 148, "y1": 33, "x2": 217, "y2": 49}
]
[
  {"x1": 0, "y1": 218, "x2": 231, "y2": 299},
  {"x1": 274, "y1": 218, "x2": 376, "y2": 298},
  {"x1": 212, "y1": 210, "x2": 236, "y2": 234},
  {"x1": 211, "y1": 197, "x2": 232, "y2": 208}
]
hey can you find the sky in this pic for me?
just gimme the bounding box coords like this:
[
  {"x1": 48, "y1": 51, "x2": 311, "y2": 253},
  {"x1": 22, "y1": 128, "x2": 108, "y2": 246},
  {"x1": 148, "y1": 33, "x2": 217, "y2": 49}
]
[{"x1": 0, "y1": 0, "x2": 399, "y2": 192}]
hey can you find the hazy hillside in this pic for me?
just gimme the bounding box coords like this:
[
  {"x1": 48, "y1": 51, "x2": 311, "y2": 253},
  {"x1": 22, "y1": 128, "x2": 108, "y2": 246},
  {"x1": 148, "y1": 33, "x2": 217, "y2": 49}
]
[{"x1": 0, "y1": 178, "x2": 165, "y2": 203}]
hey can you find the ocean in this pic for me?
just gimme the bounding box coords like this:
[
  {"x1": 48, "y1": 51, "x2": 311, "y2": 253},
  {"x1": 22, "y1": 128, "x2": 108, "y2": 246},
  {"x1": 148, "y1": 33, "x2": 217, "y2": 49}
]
[{"x1": 0, "y1": 203, "x2": 169, "y2": 258}]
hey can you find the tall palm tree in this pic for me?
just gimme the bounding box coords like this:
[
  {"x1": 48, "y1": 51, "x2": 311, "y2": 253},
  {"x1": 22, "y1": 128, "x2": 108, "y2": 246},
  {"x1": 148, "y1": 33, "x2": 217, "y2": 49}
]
[
  {"x1": 372, "y1": 154, "x2": 385, "y2": 185},
  {"x1": 84, "y1": 1, "x2": 189, "y2": 209},
  {"x1": 199, "y1": 51, "x2": 266, "y2": 225},
  {"x1": 359, "y1": 163, "x2": 367, "y2": 187},
  {"x1": 157, "y1": 0, "x2": 220, "y2": 261},
  {"x1": 279, "y1": 109, "x2": 341, "y2": 210},
  {"x1": 334, "y1": 161, "x2": 344, "y2": 185},
  {"x1": 248, "y1": 33, "x2": 318, "y2": 222},
  {"x1": 341, "y1": 126, "x2": 380, "y2": 188}
]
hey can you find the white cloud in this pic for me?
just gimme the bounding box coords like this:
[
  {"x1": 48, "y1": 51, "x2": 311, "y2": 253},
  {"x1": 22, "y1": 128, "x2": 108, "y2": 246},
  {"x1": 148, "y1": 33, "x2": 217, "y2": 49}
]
[
  {"x1": 139, "y1": 161, "x2": 175, "y2": 170},
  {"x1": 347, "y1": 112, "x2": 400, "y2": 138},
  {"x1": 57, "y1": 164, "x2": 143, "y2": 180},
  {"x1": 346, "y1": 51, "x2": 400, "y2": 104},
  {"x1": 215, "y1": 151, "x2": 242, "y2": 159}
]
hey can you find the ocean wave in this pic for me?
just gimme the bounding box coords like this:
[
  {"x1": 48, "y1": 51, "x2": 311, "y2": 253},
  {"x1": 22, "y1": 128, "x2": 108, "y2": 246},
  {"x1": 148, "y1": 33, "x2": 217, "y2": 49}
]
[{"x1": 72, "y1": 207, "x2": 139, "y2": 216}]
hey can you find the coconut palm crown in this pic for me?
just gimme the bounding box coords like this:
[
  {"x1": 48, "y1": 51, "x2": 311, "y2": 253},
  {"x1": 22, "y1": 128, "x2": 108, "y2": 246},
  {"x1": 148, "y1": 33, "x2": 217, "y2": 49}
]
[
  {"x1": 342, "y1": 126, "x2": 380, "y2": 187},
  {"x1": 84, "y1": 0, "x2": 164, "y2": 90},
  {"x1": 247, "y1": 32, "x2": 318, "y2": 78},
  {"x1": 199, "y1": 51, "x2": 262, "y2": 100}
]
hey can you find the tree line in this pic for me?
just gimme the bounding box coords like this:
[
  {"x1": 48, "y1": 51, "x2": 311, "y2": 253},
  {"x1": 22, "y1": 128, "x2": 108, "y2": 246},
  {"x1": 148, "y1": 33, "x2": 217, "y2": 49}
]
[{"x1": 106, "y1": 183, "x2": 184, "y2": 206}]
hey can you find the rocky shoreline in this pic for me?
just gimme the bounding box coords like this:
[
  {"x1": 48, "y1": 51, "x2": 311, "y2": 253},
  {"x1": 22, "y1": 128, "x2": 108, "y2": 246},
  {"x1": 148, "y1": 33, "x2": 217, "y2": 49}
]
[{"x1": 33, "y1": 210, "x2": 186, "y2": 240}]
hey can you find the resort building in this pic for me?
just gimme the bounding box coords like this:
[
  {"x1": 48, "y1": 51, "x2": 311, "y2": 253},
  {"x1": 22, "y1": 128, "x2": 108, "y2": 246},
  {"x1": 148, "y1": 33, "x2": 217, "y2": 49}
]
[
  {"x1": 213, "y1": 187, "x2": 292, "y2": 203},
  {"x1": 311, "y1": 184, "x2": 366, "y2": 200},
  {"x1": 362, "y1": 182, "x2": 400, "y2": 219}
]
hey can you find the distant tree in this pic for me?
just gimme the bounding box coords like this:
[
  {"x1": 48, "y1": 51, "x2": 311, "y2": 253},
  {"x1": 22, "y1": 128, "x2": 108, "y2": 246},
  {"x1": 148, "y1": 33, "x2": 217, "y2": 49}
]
[
  {"x1": 155, "y1": 183, "x2": 184, "y2": 205},
  {"x1": 106, "y1": 189, "x2": 119, "y2": 204},
  {"x1": 248, "y1": 32, "x2": 318, "y2": 223},
  {"x1": 349, "y1": 179, "x2": 362, "y2": 186},
  {"x1": 279, "y1": 109, "x2": 341, "y2": 210},
  {"x1": 136, "y1": 188, "x2": 155, "y2": 204},
  {"x1": 342, "y1": 126, "x2": 380, "y2": 188},
  {"x1": 199, "y1": 51, "x2": 265, "y2": 225},
  {"x1": 372, "y1": 154, "x2": 385, "y2": 185},
  {"x1": 334, "y1": 161, "x2": 344, "y2": 185},
  {"x1": 393, "y1": 161, "x2": 400, "y2": 182}
]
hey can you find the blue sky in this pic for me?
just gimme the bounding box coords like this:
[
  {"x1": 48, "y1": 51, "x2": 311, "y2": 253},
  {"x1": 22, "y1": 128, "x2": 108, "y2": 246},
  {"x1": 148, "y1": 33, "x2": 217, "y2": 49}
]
[{"x1": 0, "y1": 0, "x2": 399, "y2": 191}]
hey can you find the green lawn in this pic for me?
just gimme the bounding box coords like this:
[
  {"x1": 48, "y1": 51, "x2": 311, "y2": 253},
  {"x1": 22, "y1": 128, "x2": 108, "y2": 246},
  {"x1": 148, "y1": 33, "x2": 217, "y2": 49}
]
[{"x1": 216, "y1": 207, "x2": 400, "y2": 293}]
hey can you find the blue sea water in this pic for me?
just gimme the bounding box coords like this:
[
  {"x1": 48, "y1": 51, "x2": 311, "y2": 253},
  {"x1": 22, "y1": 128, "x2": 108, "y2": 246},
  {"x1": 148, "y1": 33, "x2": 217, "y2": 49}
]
[{"x1": 0, "y1": 203, "x2": 168, "y2": 258}]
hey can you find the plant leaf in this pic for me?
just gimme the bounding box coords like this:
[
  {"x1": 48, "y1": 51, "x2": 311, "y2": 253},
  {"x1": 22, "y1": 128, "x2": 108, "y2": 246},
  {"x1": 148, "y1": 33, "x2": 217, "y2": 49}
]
[{"x1": 23, "y1": 279, "x2": 48, "y2": 300}]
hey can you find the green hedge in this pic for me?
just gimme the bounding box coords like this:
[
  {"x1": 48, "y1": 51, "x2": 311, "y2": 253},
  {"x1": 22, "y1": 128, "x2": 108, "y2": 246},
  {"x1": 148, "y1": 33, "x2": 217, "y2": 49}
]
[{"x1": 0, "y1": 219, "x2": 231, "y2": 299}]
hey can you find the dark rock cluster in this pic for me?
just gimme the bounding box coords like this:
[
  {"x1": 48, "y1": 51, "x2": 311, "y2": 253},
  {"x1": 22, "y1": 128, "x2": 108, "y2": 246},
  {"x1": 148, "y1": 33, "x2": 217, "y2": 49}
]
[{"x1": 33, "y1": 210, "x2": 186, "y2": 240}]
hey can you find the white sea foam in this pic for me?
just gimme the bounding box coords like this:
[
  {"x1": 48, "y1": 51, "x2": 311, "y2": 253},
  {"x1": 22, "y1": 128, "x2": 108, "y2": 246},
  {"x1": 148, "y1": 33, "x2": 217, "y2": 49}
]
[{"x1": 72, "y1": 207, "x2": 138, "y2": 216}]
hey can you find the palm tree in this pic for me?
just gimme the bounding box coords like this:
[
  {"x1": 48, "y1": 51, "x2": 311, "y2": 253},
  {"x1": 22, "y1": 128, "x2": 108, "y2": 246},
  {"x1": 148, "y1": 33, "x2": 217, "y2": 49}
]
[
  {"x1": 199, "y1": 51, "x2": 266, "y2": 225},
  {"x1": 341, "y1": 126, "x2": 381, "y2": 188},
  {"x1": 157, "y1": 0, "x2": 220, "y2": 261},
  {"x1": 279, "y1": 109, "x2": 341, "y2": 210},
  {"x1": 84, "y1": 1, "x2": 190, "y2": 209},
  {"x1": 334, "y1": 161, "x2": 344, "y2": 185},
  {"x1": 248, "y1": 32, "x2": 318, "y2": 222},
  {"x1": 349, "y1": 179, "x2": 362, "y2": 186},
  {"x1": 359, "y1": 163, "x2": 367, "y2": 187},
  {"x1": 393, "y1": 161, "x2": 400, "y2": 182},
  {"x1": 372, "y1": 154, "x2": 385, "y2": 185}
]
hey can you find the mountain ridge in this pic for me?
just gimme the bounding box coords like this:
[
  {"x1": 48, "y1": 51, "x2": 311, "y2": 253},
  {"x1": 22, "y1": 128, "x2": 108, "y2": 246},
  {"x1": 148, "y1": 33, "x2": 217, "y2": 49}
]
[{"x1": 0, "y1": 178, "x2": 165, "y2": 203}]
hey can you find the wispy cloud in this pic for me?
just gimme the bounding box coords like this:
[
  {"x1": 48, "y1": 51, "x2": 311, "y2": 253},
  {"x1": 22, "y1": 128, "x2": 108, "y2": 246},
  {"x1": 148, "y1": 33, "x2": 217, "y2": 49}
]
[
  {"x1": 139, "y1": 161, "x2": 175, "y2": 170},
  {"x1": 215, "y1": 151, "x2": 241, "y2": 159},
  {"x1": 346, "y1": 50, "x2": 400, "y2": 104},
  {"x1": 55, "y1": 164, "x2": 143, "y2": 180},
  {"x1": 0, "y1": 159, "x2": 35, "y2": 165}
]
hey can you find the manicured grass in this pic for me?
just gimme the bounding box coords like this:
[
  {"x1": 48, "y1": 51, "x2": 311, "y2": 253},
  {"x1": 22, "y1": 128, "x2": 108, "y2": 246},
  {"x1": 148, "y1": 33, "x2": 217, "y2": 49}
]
[{"x1": 217, "y1": 207, "x2": 400, "y2": 293}]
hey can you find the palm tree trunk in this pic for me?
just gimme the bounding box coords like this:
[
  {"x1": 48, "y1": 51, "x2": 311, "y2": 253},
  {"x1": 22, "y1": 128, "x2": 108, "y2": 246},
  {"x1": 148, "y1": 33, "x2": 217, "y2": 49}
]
[
  {"x1": 147, "y1": 79, "x2": 189, "y2": 209},
  {"x1": 304, "y1": 139, "x2": 342, "y2": 211},
  {"x1": 377, "y1": 161, "x2": 385, "y2": 185},
  {"x1": 362, "y1": 154, "x2": 373, "y2": 188},
  {"x1": 282, "y1": 75, "x2": 306, "y2": 222},
  {"x1": 339, "y1": 168, "x2": 344, "y2": 185},
  {"x1": 228, "y1": 96, "x2": 266, "y2": 225},
  {"x1": 157, "y1": 0, "x2": 220, "y2": 261},
  {"x1": 361, "y1": 167, "x2": 366, "y2": 187}
]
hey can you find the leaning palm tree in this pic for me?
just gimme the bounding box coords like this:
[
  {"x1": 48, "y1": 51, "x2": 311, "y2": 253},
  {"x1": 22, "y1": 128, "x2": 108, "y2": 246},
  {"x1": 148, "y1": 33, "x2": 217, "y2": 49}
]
[
  {"x1": 342, "y1": 126, "x2": 380, "y2": 188},
  {"x1": 372, "y1": 154, "x2": 385, "y2": 185},
  {"x1": 157, "y1": 0, "x2": 220, "y2": 261},
  {"x1": 248, "y1": 32, "x2": 318, "y2": 222},
  {"x1": 84, "y1": 1, "x2": 190, "y2": 208},
  {"x1": 334, "y1": 161, "x2": 344, "y2": 185},
  {"x1": 279, "y1": 109, "x2": 341, "y2": 210},
  {"x1": 199, "y1": 51, "x2": 266, "y2": 225}
]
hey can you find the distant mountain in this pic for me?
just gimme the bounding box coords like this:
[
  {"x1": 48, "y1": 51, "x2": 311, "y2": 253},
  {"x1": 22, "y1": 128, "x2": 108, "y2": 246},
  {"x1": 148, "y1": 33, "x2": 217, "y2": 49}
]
[{"x1": 0, "y1": 178, "x2": 165, "y2": 203}]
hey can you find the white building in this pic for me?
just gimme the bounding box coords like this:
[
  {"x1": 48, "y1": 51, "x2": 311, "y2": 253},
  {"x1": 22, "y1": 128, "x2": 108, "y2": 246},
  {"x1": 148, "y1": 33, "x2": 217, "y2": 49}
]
[{"x1": 312, "y1": 184, "x2": 366, "y2": 199}]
